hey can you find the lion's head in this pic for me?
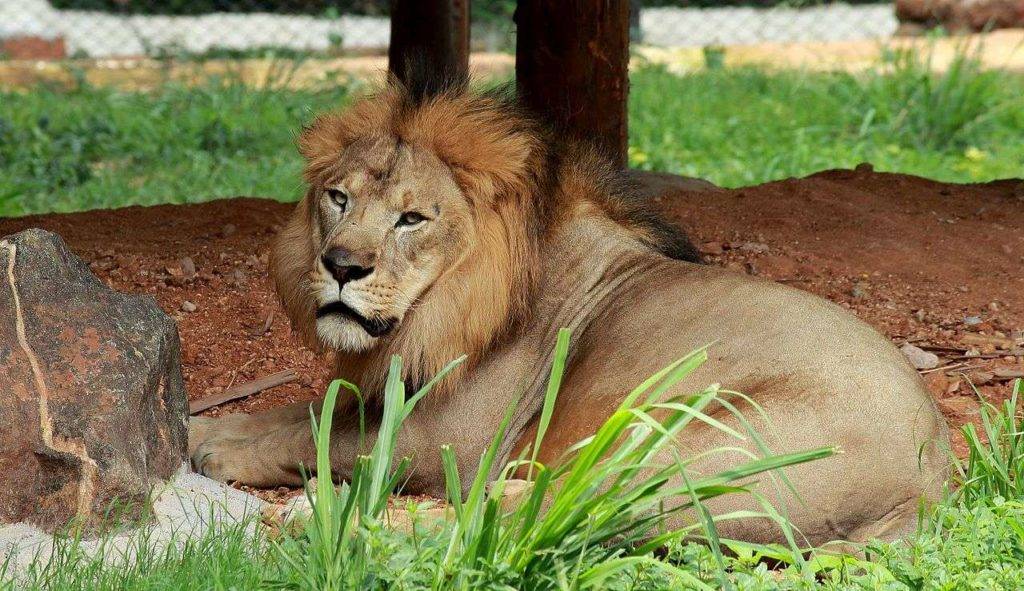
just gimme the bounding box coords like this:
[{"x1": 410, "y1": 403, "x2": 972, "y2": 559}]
[
  {"x1": 271, "y1": 76, "x2": 550, "y2": 394},
  {"x1": 271, "y1": 73, "x2": 699, "y2": 396},
  {"x1": 300, "y1": 134, "x2": 482, "y2": 352}
]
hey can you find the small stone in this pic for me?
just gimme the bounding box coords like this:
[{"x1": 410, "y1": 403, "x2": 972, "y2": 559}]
[
  {"x1": 230, "y1": 268, "x2": 247, "y2": 285},
  {"x1": 180, "y1": 256, "x2": 196, "y2": 278},
  {"x1": 850, "y1": 282, "x2": 868, "y2": 299},
  {"x1": 739, "y1": 242, "x2": 769, "y2": 254},
  {"x1": 913, "y1": 309, "x2": 926, "y2": 322},
  {"x1": 969, "y1": 371, "x2": 994, "y2": 386},
  {"x1": 964, "y1": 316, "x2": 983, "y2": 326},
  {"x1": 854, "y1": 162, "x2": 874, "y2": 173},
  {"x1": 181, "y1": 300, "x2": 198, "y2": 313},
  {"x1": 222, "y1": 224, "x2": 237, "y2": 237},
  {"x1": 900, "y1": 343, "x2": 940, "y2": 370}
]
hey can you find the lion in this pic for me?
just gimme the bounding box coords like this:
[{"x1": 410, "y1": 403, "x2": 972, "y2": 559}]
[{"x1": 188, "y1": 72, "x2": 949, "y2": 546}]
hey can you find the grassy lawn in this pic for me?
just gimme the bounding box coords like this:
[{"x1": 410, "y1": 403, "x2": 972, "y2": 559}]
[
  {"x1": 1, "y1": 49, "x2": 1022, "y2": 218},
  {"x1": 3, "y1": 340, "x2": 1024, "y2": 590}
]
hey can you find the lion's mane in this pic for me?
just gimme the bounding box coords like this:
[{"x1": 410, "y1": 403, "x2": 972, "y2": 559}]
[{"x1": 271, "y1": 69, "x2": 700, "y2": 400}]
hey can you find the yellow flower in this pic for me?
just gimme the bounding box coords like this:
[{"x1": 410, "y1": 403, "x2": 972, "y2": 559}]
[
  {"x1": 964, "y1": 147, "x2": 988, "y2": 162},
  {"x1": 628, "y1": 146, "x2": 649, "y2": 166}
]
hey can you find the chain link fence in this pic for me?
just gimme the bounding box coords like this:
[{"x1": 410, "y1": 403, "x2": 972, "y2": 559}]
[{"x1": 0, "y1": 0, "x2": 911, "y2": 62}]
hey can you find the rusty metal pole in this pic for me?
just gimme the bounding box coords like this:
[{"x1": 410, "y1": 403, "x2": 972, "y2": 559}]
[
  {"x1": 388, "y1": 0, "x2": 470, "y2": 84},
  {"x1": 515, "y1": 0, "x2": 631, "y2": 168}
]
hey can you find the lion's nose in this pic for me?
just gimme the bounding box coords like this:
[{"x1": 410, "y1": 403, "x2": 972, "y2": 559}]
[{"x1": 322, "y1": 248, "x2": 373, "y2": 287}]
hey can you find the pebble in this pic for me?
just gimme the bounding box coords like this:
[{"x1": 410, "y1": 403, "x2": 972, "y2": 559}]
[
  {"x1": 900, "y1": 343, "x2": 940, "y2": 370},
  {"x1": 180, "y1": 256, "x2": 197, "y2": 278},
  {"x1": 739, "y1": 241, "x2": 769, "y2": 254},
  {"x1": 181, "y1": 300, "x2": 198, "y2": 313},
  {"x1": 964, "y1": 316, "x2": 983, "y2": 326},
  {"x1": 231, "y1": 268, "x2": 248, "y2": 285}
]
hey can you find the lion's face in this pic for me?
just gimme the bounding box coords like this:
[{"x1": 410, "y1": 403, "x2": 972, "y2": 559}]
[{"x1": 308, "y1": 136, "x2": 473, "y2": 351}]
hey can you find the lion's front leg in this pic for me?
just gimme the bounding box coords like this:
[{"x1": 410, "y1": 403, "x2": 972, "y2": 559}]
[{"x1": 189, "y1": 402, "x2": 318, "y2": 487}]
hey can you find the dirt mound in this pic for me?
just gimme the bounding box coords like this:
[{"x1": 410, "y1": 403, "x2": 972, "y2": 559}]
[{"x1": 1, "y1": 169, "x2": 1021, "y2": 466}]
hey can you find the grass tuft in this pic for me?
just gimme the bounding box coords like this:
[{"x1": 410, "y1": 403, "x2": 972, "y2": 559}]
[{"x1": 954, "y1": 379, "x2": 1024, "y2": 507}]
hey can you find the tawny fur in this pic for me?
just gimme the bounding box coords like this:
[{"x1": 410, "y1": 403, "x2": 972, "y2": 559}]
[
  {"x1": 192, "y1": 79, "x2": 947, "y2": 547},
  {"x1": 272, "y1": 80, "x2": 693, "y2": 399}
]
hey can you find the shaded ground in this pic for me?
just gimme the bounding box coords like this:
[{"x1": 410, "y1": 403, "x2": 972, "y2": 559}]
[{"x1": 1, "y1": 169, "x2": 1022, "y2": 479}]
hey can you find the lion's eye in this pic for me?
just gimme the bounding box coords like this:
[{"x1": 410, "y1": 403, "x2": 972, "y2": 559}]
[
  {"x1": 397, "y1": 211, "x2": 426, "y2": 227},
  {"x1": 325, "y1": 188, "x2": 348, "y2": 211}
]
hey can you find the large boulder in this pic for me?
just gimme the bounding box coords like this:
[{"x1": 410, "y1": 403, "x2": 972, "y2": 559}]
[{"x1": 0, "y1": 229, "x2": 188, "y2": 532}]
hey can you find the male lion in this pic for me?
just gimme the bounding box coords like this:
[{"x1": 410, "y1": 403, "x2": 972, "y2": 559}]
[{"x1": 189, "y1": 74, "x2": 948, "y2": 545}]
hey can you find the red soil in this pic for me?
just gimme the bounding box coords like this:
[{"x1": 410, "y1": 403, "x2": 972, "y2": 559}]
[{"x1": 2, "y1": 169, "x2": 1022, "y2": 466}]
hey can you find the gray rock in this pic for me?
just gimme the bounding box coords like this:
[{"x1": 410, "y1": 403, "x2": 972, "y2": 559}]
[
  {"x1": 0, "y1": 465, "x2": 264, "y2": 577},
  {"x1": 0, "y1": 229, "x2": 188, "y2": 532},
  {"x1": 900, "y1": 343, "x2": 940, "y2": 370}
]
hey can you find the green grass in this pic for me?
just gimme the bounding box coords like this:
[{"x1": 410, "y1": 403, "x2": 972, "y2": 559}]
[
  {"x1": 629, "y1": 48, "x2": 1024, "y2": 186},
  {"x1": 2, "y1": 47, "x2": 1022, "y2": 218},
  {"x1": 4, "y1": 332, "x2": 1024, "y2": 590}
]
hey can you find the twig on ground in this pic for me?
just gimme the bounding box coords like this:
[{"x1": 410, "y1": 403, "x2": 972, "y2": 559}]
[
  {"x1": 950, "y1": 351, "x2": 1024, "y2": 361},
  {"x1": 189, "y1": 369, "x2": 298, "y2": 414},
  {"x1": 917, "y1": 344, "x2": 969, "y2": 353},
  {"x1": 919, "y1": 362, "x2": 984, "y2": 375},
  {"x1": 226, "y1": 356, "x2": 259, "y2": 390}
]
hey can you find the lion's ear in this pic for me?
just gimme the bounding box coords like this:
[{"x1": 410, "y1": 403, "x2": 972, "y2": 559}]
[
  {"x1": 298, "y1": 113, "x2": 347, "y2": 161},
  {"x1": 448, "y1": 128, "x2": 539, "y2": 203},
  {"x1": 406, "y1": 96, "x2": 541, "y2": 203},
  {"x1": 298, "y1": 94, "x2": 397, "y2": 178}
]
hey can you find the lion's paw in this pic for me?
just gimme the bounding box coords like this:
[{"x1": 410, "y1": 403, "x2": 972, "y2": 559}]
[
  {"x1": 191, "y1": 437, "x2": 253, "y2": 484},
  {"x1": 187, "y1": 415, "x2": 218, "y2": 457}
]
